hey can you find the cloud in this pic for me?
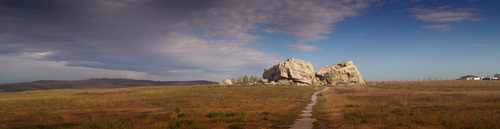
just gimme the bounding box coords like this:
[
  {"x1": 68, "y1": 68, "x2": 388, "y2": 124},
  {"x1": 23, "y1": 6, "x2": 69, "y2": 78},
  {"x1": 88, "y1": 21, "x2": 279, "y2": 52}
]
[
  {"x1": 286, "y1": 42, "x2": 322, "y2": 52},
  {"x1": 421, "y1": 24, "x2": 451, "y2": 31},
  {"x1": 154, "y1": 33, "x2": 281, "y2": 72},
  {"x1": 410, "y1": 6, "x2": 478, "y2": 22},
  {"x1": 471, "y1": 44, "x2": 494, "y2": 47},
  {"x1": 261, "y1": 0, "x2": 373, "y2": 50},
  {"x1": 0, "y1": 55, "x2": 169, "y2": 84},
  {"x1": 0, "y1": 0, "x2": 375, "y2": 82},
  {"x1": 352, "y1": 58, "x2": 365, "y2": 61},
  {"x1": 19, "y1": 51, "x2": 55, "y2": 59}
]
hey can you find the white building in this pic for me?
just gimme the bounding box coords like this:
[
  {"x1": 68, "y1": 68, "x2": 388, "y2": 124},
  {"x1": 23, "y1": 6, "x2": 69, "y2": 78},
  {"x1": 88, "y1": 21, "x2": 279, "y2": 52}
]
[{"x1": 461, "y1": 75, "x2": 479, "y2": 80}]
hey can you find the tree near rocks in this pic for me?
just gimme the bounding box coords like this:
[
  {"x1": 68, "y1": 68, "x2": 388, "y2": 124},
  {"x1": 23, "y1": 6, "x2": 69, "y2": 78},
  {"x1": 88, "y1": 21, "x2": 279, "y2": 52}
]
[
  {"x1": 243, "y1": 75, "x2": 249, "y2": 83},
  {"x1": 222, "y1": 75, "x2": 259, "y2": 85},
  {"x1": 252, "y1": 76, "x2": 260, "y2": 83}
]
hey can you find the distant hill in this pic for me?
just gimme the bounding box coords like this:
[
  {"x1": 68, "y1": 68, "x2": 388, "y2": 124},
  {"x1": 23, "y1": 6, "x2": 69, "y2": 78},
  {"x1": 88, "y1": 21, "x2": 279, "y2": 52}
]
[{"x1": 0, "y1": 78, "x2": 217, "y2": 92}]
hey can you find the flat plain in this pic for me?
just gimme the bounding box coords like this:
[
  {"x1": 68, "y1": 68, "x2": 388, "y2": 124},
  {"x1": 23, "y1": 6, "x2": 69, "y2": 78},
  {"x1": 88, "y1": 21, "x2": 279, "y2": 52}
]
[
  {"x1": 1, "y1": 80, "x2": 499, "y2": 129},
  {"x1": 315, "y1": 80, "x2": 500, "y2": 129},
  {"x1": 0, "y1": 85, "x2": 321, "y2": 129}
]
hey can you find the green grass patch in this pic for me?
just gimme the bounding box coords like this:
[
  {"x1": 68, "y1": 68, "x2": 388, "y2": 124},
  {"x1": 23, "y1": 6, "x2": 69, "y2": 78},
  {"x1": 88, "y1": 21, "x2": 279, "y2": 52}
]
[{"x1": 206, "y1": 111, "x2": 246, "y2": 123}]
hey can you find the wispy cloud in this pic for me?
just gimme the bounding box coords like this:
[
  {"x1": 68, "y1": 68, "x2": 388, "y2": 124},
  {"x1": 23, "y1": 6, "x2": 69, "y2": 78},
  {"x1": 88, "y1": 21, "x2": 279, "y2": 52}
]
[
  {"x1": 471, "y1": 44, "x2": 494, "y2": 47},
  {"x1": 260, "y1": 0, "x2": 373, "y2": 51},
  {"x1": 352, "y1": 58, "x2": 365, "y2": 61},
  {"x1": 285, "y1": 42, "x2": 322, "y2": 52},
  {"x1": 0, "y1": 55, "x2": 169, "y2": 83},
  {"x1": 410, "y1": 6, "x2": 478, "y2": 22},
  {"x1": 155, "y1": 33, "x2": 280, "y2": 72},
  {"x1": 421, "y1": 24, "x2": 451, "y2": 31},
  {"x1": 19, "y1": 51, "x2": 55, "y2": 59}
]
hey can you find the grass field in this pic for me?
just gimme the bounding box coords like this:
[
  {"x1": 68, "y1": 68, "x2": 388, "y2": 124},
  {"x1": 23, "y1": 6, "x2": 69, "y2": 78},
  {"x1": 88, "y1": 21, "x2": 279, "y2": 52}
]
[
  {"x1": 315, "y1": 80, "x2": 500, "y2": 129},
  {"x1": 2, "y1": 80, "x2": 499, "y2": 129},
  {"x1": 0, "y1": 85, "x2": 322, "y2": 129}
]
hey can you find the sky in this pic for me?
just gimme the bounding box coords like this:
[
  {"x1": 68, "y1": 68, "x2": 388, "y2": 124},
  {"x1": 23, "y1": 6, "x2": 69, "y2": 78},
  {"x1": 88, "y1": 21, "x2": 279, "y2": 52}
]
[{"x1": 0, "y1": 0, "x2": 499, "y2": 83}]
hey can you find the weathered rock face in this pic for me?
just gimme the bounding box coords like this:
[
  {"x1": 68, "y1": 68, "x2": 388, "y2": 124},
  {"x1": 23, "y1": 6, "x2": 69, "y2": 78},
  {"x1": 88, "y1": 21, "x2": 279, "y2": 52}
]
[
  {"x1": 262, "y1": 58, "x2": 365, "y2": 86},
  {"x1": 315, "y1": 61, "x2": 365, "y2": 85},
  {"x1": 263, "y1": 58, "x2": 315, "y2": 85},
  {"x1": 219, "y1": 79, "x2": 233, "y2": 86}
]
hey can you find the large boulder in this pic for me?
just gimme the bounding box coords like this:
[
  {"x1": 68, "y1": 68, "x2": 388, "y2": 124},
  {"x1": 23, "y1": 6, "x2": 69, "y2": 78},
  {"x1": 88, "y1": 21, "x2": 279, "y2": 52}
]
[
  {"x1": 315, "y1": 61, "x2": 365, "y2": 85},
  {"x1": 262, "y1": 58, "x2": 365, "y2": 86},
  {"x1": 263, "y1": 58, "x2": 315, "y2": 85},
  {"x1": 219, "y1": 79, "x2": 233, "y2": 86}
]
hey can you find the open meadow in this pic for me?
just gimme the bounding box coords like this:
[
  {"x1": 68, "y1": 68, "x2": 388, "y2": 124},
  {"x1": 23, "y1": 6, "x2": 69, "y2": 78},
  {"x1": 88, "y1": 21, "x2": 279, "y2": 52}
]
[
  {"x1": 2, "y1": 80, "x2": 500, "y2": 129},
  {"x1": 315, "y1": 80, "x2": 500, "y2": 129},
  {"x1": 0, "y1": 85, "x2": 322, "y2": 129}
]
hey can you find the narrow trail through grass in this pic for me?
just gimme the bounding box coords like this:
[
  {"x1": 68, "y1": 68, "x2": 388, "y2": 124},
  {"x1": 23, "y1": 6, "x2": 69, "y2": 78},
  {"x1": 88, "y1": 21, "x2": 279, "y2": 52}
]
[{"x1": 290, "y1": 87, "x2": 330, "y2": 129}]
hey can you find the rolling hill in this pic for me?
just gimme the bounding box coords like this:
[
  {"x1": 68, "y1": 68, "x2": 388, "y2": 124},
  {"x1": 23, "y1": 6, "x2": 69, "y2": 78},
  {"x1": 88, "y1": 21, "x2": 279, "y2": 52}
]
[{"x1": 0, "y1": 78, "x2": 217, "y2": 92}]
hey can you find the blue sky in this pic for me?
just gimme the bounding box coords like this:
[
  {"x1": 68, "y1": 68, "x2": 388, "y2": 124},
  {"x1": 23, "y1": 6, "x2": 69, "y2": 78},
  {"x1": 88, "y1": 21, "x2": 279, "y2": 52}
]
[{"x1": 0, "y1": 0, "x2": 499, "y2": 83}]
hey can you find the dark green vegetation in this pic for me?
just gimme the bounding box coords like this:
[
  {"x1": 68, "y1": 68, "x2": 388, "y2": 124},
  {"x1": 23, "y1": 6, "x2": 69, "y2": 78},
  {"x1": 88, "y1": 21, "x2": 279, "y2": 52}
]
[{"x1": 315, "y1": 80, "x2": 500, "y2": 129}]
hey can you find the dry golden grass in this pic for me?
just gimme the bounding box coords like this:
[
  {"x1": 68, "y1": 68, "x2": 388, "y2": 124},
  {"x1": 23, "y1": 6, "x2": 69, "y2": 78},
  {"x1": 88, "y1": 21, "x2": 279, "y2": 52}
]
[
  {"x1": 314, "y1": 80, "x2": 500, "y2": 129},
  {"x1": 0, "y1": 85, "x2": 323, "y2": 129}
]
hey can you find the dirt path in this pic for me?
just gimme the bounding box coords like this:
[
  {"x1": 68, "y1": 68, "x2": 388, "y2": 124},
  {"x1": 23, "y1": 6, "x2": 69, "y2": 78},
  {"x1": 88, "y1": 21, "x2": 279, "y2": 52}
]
[{"x1": 290, "y1": 87, "x2": 331, "y2": 129}]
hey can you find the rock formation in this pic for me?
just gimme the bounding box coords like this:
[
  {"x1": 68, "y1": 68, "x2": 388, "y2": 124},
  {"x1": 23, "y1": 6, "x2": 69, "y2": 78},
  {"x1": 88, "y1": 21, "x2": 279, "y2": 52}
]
[
  {"x1": 219, "y1": 79, "x2": 233, "y2": 86},
  {"x1": 262, "y1": 58, "x2": 365, "y2": 86},
  {"x1": 263, "y1": 58, "x2": 315, "y2": 85},
  {"x1": 315, "y1": 61, "x2": 365, "y2": 85}
]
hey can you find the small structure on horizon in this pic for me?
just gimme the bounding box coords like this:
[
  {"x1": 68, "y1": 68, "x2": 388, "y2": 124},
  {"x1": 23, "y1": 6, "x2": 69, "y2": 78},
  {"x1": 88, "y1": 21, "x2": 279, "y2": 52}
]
[
  {"x1": 494, "y1": 73, "x2": 500, "y2": 80},
  {"x1": 460, "y1": 75, "x2": 480, "y2": 80}
]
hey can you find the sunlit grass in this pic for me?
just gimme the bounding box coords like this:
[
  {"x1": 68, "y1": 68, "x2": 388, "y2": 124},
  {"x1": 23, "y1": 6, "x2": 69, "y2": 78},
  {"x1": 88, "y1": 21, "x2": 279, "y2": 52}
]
[
  {"x1": 0, "y1": 85, "x2": 322, "y2": 128},
  {"x1": 315, "y1": 80, "x2": 500, "y2": 129}
]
